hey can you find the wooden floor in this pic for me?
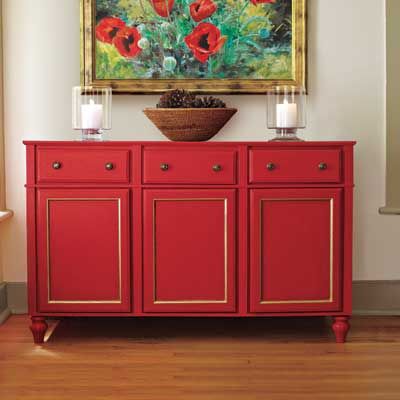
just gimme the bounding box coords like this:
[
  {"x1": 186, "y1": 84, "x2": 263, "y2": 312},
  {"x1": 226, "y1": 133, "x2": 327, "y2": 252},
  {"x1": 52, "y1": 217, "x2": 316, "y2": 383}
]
[{"x1": 1, "y1": 316, "x2": 400, "y2": 400}]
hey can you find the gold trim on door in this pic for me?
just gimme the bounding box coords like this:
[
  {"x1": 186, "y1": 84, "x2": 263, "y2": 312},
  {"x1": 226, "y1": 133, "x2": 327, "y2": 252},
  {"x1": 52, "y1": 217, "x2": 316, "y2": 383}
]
[
  {"x1": 259, "y1": 198, "x2": 334, "y2": 305},
  {"x1": 152, "y1": 198, "x2": 228, "y2": 304},
  {"x1": 46, "y1": 198, "x2": 122, "y2": 304}
]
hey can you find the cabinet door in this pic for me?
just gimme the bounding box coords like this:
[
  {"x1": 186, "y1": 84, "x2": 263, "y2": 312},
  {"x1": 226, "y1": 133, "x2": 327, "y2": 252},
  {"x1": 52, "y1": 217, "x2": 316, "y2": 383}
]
[
  {"x1": 250, "y1": 189, "x2": 342, "y2": 313},
  {"x1": 37, "y1": 189, "x2": 131, "y2": 313},
  {"x1": 143, "y1": 189, "x2": 236, "y2": 313}
]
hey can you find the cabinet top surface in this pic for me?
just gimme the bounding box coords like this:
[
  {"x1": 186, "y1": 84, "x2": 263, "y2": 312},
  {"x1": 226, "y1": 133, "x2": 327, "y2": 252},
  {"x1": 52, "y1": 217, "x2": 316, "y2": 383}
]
[{"x1": 24, "y1": 140, "x2": 356, "y2": 147}]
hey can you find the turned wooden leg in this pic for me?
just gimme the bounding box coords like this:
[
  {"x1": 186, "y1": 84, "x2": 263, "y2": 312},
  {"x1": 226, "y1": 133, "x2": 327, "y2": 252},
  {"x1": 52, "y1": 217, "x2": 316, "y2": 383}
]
[
  {"x1": 30, "y1": 317, "x2": 48, "y2": 344},
  {"x1": 332, "y1": 316, "x2": 350, "y2": 343}
]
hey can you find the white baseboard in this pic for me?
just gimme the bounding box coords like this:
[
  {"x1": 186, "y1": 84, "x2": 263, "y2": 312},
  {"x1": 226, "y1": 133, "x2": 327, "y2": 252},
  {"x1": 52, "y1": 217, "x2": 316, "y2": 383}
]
[
  {"x1": 0, "y1": 308, "x2": 11, "y2": 324},
  {"x1": 1, "y1": 281, "x2": 400, "y2": 322},
  {"x1": 0, "y1": 282, "x2": 10, "y2": 324},
  {"x1": 353, "y1": 280, "x2": 400, "y2": 315},
  {"x1": 6, "y1": 282, "x2": 27, "y2": 315}
]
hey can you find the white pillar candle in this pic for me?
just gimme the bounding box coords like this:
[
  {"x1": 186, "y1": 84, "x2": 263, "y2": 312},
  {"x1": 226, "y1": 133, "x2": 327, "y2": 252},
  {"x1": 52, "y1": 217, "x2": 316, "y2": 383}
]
[
  {"x1": 276, "y1": 99, "x2": 298, "y2": 128},
  {"x1": 81, "y1": 99, "x2": 103, "y2": 130}
]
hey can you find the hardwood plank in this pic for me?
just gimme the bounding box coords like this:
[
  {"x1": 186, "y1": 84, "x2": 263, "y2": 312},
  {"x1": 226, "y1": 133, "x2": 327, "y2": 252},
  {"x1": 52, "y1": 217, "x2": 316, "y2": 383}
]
[{"x1": 0, "y1": 316, "x2": 400, "y2": 400}]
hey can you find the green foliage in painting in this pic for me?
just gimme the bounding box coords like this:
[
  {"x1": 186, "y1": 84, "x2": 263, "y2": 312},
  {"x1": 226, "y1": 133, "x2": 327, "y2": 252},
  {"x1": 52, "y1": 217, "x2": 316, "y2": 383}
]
[{"x1": 95, "y1": 0, "x2": 293, "y2": 80}]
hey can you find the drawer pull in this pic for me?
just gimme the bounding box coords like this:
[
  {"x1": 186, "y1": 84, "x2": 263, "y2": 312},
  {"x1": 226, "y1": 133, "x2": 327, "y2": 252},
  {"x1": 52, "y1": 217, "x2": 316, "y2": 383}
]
[
  {"x1": 105, "y1": 162, "x2": 114, "y2": 171},
  {"x1": 52, "y1": 161, "x2": 62, "y2": 170},
  {"x1": 266, "y1": 162, "x2": 276, "y2": 171},
  {"x1": 318, "y1": 162, "x2": 328, "y2": 170},
  {"x1": 212, "y1": 164, "x2": 222, "y2": 172},
  {"x1": 160, "y1": 163, "x2": 169, "y2": 171}
]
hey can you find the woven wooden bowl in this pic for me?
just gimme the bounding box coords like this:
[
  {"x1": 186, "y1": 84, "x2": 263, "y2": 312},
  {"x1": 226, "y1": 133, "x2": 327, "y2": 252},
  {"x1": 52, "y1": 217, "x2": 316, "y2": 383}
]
[{"x1": 143, "y1": 108, "x2": 237, "y2": 142}]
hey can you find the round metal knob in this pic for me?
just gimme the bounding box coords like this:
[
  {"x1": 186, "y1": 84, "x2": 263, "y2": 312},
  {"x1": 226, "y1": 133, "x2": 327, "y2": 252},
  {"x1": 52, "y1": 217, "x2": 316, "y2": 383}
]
[
  {"x1": 160, "y1": 163, "x2": 169, "y2": 171},
  {"x1": 212, "y1": 164, "x2": 222, "y2": 172},
  {"x1": 52, "y1": 161, "x2": 62, "y2": 170},
  {"x1": 318, "y1": 162, "x2": 328, "y2": 170},
  {"x1": 105, "y1": 162, "x2": 114, "y2": 171},
  {"x1": 266, "y1": 162, "x2": 276, "y2": 171}
]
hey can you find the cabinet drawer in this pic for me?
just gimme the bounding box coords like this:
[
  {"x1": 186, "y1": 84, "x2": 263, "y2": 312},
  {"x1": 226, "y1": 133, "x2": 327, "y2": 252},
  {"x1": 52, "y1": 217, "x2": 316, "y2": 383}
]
[
  {"x1": 143, "y1": 148, "x2": 237, "y2": 184},
  {"x1": 37, "y1": 148, "x2": 130, "y2": 183},
  {"x1": 249, "y1": 149, "x2": 341, "y2": 183}
]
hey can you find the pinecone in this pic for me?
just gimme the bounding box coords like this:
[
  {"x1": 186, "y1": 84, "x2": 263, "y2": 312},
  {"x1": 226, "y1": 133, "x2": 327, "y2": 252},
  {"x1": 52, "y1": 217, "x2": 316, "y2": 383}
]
[
  {"x1": 156, "y1": 90, "x2": 227, "y2": 109},
  {"x1": 191, "y1": 97, "x2": 205, "y2": 108},
  {"x1": 157, "y1": 89, "x2": 194, "y2": 108},
  {"x1": 181, "y1": 92, "x2": 196, "y2": 108},
  {"x1": 199, "y1": 96, "x2": 226, "y2": 108}
]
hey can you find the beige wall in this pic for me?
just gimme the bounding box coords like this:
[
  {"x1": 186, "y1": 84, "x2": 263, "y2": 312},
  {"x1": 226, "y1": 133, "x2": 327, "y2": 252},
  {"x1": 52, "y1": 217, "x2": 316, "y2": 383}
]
[
  {"x1": 0, "y1": 0, "x2": 4, "y2": 213},
  {"x1": 1, "y1": 0, "x2": 399, "y2": 282},
  {"x1": 385, "y1": 0, "x2": 400, "y2": 208},
  {"x1": 0, "y1": 0, "x2": 4, "y2": 283}
]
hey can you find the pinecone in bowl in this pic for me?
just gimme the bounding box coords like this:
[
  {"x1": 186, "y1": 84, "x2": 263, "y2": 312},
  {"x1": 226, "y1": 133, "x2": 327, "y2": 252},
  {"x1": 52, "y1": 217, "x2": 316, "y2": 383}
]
[
  {"x1": 190, "y1": 95, "x2": 227, "y2": 109},
  {"x1": 156, "y1": 89, "x2": 196, "y2": 108},
  {"x1": 145, "y1": 89, "x2": 236, "y2": 142}
]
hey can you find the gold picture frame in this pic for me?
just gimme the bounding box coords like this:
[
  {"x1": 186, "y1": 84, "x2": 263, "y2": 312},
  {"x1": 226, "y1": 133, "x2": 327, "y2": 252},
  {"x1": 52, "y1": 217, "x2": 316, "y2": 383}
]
[{"x1": 81, "y1": 0, "x2": 307, "y2": 94}]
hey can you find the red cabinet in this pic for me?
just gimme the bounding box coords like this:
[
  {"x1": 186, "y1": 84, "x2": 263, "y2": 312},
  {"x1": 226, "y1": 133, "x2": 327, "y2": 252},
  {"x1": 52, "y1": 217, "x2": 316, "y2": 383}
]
[
  {"x1": 249, "y1": 149, "x2": 342, "y2": 183},
  {"x1": 25, "y1": 141, "x2": 355, "y2": 343},
  {"x1": 143, "y1": 148, "x2": 237, "y2": 184},
  {"x1": 143, "y1": 189, "x2": 236, "y2": 313},
  {"x1": 36, "y1": 188, "x2": 131, "y2": 313},
  {"x1": 37, "y1": 147, "x2": 130, "y2": 184},
  {"x1": 249, "y1": 188, "x2": 342, "y2": 313}
]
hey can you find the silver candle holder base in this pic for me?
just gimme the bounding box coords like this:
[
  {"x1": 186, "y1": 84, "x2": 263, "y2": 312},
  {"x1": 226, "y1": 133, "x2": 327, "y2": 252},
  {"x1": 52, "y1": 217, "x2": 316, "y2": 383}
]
[
  {"x1": 269, "y1": 128, "x2": 303, "y2": 142},
  {"x1": 81, "y1": 129, "x2": 104, "y2": 141}
]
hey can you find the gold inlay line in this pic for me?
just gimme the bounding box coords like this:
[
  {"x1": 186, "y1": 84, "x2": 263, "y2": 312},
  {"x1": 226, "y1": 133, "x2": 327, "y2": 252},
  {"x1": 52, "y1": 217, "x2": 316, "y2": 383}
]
[
  {"x1": 46, "y1": 198, "x2": 122, "y2": 304},
  {"x1": 259, "y1": 198, "x2": 334, "y2": 305},
  {"x1": 153, "y1": 198, "x2": 228, "y2": 304}
]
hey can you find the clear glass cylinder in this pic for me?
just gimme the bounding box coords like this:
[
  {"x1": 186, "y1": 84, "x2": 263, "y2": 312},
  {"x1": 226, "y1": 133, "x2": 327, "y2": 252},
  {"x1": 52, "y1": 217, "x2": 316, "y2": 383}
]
[
  {"x1": 72, "y1": 86, "x2": 112, "y2": 141},
  {"x1": 266, "y1": 85, "x2": 307, "y2": 141}
]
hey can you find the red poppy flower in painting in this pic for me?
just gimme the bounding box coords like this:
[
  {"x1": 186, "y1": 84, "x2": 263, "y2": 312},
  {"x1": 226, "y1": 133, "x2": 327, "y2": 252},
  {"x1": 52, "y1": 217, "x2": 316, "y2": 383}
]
[
  {"x1": 185, "y1": 23, "x2": 226, "y2": 63},
  {"x1": 189, "y1": 0, "x2": 217, "y2": 22},
  {"x1": 250, "y1": 0, "x2": 276, "y2": 5},
  {"x1": 113, "y1": 27, "x2": 142, "y2": 58},
  {"x1": 150, "y1": 0, "x2": 175, "y2": 18},
  {"x1": 96, "y1": 17, "x2": 126, "y2": 44}
]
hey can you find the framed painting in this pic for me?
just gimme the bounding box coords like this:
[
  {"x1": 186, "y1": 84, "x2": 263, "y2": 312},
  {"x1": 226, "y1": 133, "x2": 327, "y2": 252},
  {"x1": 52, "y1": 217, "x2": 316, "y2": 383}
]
[{"x1": 81, "y1": 0, "x2": 306, "y2": 93}]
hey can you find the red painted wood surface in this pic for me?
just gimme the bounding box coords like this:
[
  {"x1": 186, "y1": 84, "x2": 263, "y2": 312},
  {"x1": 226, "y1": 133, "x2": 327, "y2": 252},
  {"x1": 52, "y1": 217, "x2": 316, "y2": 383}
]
[
  {"x1": 249, "y1": 148, "x2": 341, "y2": 183},
  {"x1": 332, "y1": 316, "x2": 351, "y2": 343},
  {"x1": 249, "y1": 188, "x2": 342, "y2": 313},
  {"x1": 25, "y1": 141, "x2": 355, "y2": 342},
  {"x1": 36, "y1": 188, "x2": 131, "y2": 313},
  {"x1": 37, "y1": 147, "x2": 130, "y2": 183},
  {"x1": 143, "y1": 189, "x2": 236, "y2": 312},
  {"x1": 29, "y1": 317, "x2": 48, "y2": 344},
  {"x1": 143, "y1": 147, "x2": 237, "y2": 184}
]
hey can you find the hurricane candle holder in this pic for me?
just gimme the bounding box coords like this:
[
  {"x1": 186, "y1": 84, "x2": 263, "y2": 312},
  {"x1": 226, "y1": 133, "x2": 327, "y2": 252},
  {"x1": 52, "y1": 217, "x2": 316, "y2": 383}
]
[
  {"x1": 267, "y1": 85, "x2": 306, "y2": 141},
  {"x1": 72, "y1": 86, "x2": 112, "y2": 141}
]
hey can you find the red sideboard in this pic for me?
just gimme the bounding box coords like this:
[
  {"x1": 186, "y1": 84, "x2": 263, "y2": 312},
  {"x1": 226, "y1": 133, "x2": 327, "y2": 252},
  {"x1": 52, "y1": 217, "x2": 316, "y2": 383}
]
[{"x1": 24, "y1": 141, "x2": 355, "y2": 344}]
